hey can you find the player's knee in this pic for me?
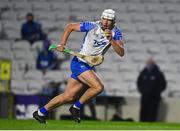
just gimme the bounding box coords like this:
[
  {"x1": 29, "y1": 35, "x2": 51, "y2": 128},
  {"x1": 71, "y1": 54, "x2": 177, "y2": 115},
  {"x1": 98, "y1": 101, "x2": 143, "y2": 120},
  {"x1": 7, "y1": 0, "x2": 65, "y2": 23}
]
[
  {"x1": 95, "y1": 83, "x2": 104, "y2": 93},
  {"x1": 63, "y1": 93, "x2": 76, "y2": 102}
]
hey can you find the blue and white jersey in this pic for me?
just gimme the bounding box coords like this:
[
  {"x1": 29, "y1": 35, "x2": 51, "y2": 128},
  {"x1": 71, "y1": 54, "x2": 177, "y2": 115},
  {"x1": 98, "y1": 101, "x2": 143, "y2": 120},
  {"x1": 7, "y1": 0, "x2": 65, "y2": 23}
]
[{"x1": 78, "y1": 21, "x2": 122, "y2": 62}]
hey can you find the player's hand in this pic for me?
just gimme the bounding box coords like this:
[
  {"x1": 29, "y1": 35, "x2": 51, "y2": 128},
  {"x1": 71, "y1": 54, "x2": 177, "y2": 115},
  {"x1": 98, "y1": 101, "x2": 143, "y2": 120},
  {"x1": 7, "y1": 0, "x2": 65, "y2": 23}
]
[
  {"x1": 56, "y1": 43, "x2": 65, "y2": 52},
  {"x1": 104, "y1": 29, "x2": 112, "y2": 41}
]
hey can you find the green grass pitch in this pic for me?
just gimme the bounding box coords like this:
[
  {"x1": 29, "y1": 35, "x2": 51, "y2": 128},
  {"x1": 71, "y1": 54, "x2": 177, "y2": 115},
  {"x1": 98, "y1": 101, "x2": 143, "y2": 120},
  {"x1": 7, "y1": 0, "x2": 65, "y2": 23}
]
[{"x1": 0, "y1": 119, "x2": 180, "y2": 130}]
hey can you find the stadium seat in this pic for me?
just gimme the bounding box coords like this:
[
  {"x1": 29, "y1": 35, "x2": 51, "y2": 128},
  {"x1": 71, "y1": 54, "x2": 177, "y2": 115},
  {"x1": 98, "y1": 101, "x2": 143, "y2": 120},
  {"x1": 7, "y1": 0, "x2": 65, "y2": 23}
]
[
  {"x1": 135, "y1": 23, "x2": 155, "y2": 34},
  {"x1": 170, "y1": 14, "x2": 180, "y2": 23},
  {"x1": 36, "y1": 11, "x2": 55, "y2": 21},
  {"x1": 69, "y1": 12, "x2": 93, "y2": 21},
  {"x1": 0, "y1": 21, "x2": 2, "y2": 32},
  {"x1": 153, "y1": 53, "x2": 169, "y2": 64},
  {"x1": 168, "y1": 82, "x2": 180, "y2": 97},
  {"x1": 0, "y1": 40, "x2": 12, "y2": 52},
  {"x1": 89, "y1": 3, "x2": 108, "y2": 12},
  {"x1": 159, "y1": 0, "x2": 179, "y2": 4},
  {"x1": 2, "y1": 20, "x2": 21, "y2": 31},
  {"x1": 46, "y1": 0, "x2": 65, "y2": 2},
  {"x1": 158, "y1": 62, "x2": 177, "y2": 74},
  {"x1": 66, "y1": 0, "x2": 84, "y2": 2},
  {"x1": 160, "y1": 34, "x2": 179, "y2": 44},
  {"x1": 126, "y1": 3, "x2": 145, "y2": 13},
  {"x1": 164, "y1": 4, "x2": 180, "y2": 14},
  {"x1": 11, "y1": 40, "x2": 31, "y2": 51},
  {"x1": 11, "y1": 80, "x2": 28, "y2": 94},
  {"x1": 107, "y1": 81, "x2": 129, "y2": 96},
  {"x1": 50, "y1": 2, "x2": 69, "y2": 11},
  {"x1": 150, "y1": 14, "x2": 170, "y2": 23},
  {"x1": 123, "y1": 33, "x2": 141, "y2": 44},
  {"x1": 175, "y1": 24, "x2": 180, "y2": 33},
  {"x1": 121, "y1": 72, "x2": 138, "y2": 83},
  {"x1": 69, "y1": 2, "x2": 89, "y2": 12},
  {"x1": 140, "y1": 0, "x2": 159, "y2": 3},
  {"x1": 155, "y1": 23, "x2": 175, "y2": 34},
  {"x1": 15, "y1": 60, "x2": 28, "y2": 71},
  {"x1": 120, "y1": 23, "x2": 136, "y2": 34},
  {"x1": 131, "y1": 52, "x2": 151, "y2": 63},
  {"x1": 131, "y1": 13, "x2": 151, "y2": 23},
  {"x1": 165, "y1": 72, "x2": 178, "y2": 84},
  {"x1": 104, "y1": 0, "x2": 123, "y2": 2},
  {"x1": 11, "y1": 70, "x2": 24, "y2": 80},
  {"x1": 43, "y1": 70, "x2": 64, "y2": 83},
  {"x1": 0, "y1": 1, "x2": 10, "y2": 10},
  {"x1": 13, "y1": 51, "x2": 34, "y2": 64},
  {"x1": 26, "y1": 80, "x2": 43, "y2": 94},
  {"x1": 1, "y1": 11, "x2": 17, "y2": 21},
  {"x1": 127, "y1": 43, "x2": 146, "y2": 53},
  {"x1": 31, "y1": 2, "x2": 50, "y2": 11},
  {"x1": 0, "y1": 49, "x2": 12, "y2": 59},
  {"x1": 119, "y1": 62, "x2": 138, "y2": 73},
  {"x1": 122, "y1": 0, "x2": 141, "y2": 3},
  {"x1": 145, "y1": 4, "x2": 164, "y2": 14},
  {"x1": 31, "y1": 40, "x2": 43, "y2": 51},
  {"x1": 166, "y1": 44, "x2": 180, "y2": 54},
  {"x1": 84, "y1": 0, "x2": 104, "y2": 3},
  {"x1": 55, "y1": 12, "x2": 70, "y2": 22},
  {"x1": 170, "y1": 54, "x2": 180, "y2": 63},
  {"x1": 127, "y1": 81, "x2": 139, "y2": 93},
  {"x1": 40, "y1": 20, "x2": 57, "y2": 31},
  {"x1": 141, "y1": 34, "x2": 161, "y2": 44},
  {"x1": 100, "y1": 62, "x2": 118, "y2": 72},
  {"x1": 11, "y1": 60, "x2": 20, "y2": 71},
  {"x1": 12, "y1": 2, "x2": 31, "y2": 11},
  {"x1": 27, "y1": 0, "x2": 46, "y2": 2},
  {"x1": 106, "y1": 3, "x2": 127, "y2": 13},
  {"x1": 5, "y1": 29, "x2": 21, "y2": 40},
  {"x1": 26, "y1": 59, "x2": 36, "y2": 70},
  {"x1": 147, "y1": 44, "x2": 166, "y2": 54},
  {"x1": 117, "y1": 13, "x2": 131, "y2": 23},
  {"x1": 24, "y1": 70, "x2": 43, "y2": 81}
]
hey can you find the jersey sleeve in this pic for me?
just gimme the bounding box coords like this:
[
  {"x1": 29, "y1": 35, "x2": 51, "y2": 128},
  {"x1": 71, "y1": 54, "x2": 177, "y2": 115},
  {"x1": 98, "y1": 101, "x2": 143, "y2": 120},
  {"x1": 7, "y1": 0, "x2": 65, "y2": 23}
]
[
  {"x1": 113, "y1": 27, "x2": 123, "y2": 41},
  {"x1": 80, "y1": 21, "x2": 96, "y2": 32}
]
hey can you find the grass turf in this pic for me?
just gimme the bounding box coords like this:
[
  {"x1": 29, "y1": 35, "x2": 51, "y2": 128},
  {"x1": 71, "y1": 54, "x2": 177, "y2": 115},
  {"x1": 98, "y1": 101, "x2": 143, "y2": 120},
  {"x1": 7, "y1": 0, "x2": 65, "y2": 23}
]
[{"x1": 0, "y1": 119, "x2": 180, "y2": 130}]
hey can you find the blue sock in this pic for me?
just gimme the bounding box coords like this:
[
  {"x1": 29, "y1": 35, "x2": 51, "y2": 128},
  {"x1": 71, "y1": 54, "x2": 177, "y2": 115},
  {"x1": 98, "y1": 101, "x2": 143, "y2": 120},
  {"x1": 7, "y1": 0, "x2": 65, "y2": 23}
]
[
  {"x1": 74, "y1": 100, "x2": 82, "y2": 109},
  {"x1": 39, "y1": 107, "x2": 48, "y2": 116}
]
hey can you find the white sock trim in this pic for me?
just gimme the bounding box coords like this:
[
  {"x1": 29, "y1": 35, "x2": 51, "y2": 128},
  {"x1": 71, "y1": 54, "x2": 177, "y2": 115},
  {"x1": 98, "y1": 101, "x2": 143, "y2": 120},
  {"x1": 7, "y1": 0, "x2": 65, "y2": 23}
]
[
  {"x1": 38, "y1": 109, "x2": 45, "y2": 116},
  {"x1": 73, "y1": 105, "x2": 80, "y2": 110}
]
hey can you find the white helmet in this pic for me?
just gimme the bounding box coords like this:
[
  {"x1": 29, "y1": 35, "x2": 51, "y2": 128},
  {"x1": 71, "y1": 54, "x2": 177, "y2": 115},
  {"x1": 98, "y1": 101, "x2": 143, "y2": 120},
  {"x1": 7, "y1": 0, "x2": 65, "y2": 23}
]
[{"x1": 101, "y1": 9, "x2": 116, "y2": 20}]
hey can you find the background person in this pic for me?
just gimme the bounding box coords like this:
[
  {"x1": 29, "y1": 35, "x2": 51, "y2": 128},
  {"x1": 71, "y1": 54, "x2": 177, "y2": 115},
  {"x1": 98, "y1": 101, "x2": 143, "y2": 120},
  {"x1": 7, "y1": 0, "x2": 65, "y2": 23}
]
[
  {"x1": 36, "y1": 38, "x2": 59, "y2": 74},
  {"x1": 21, "y1": 12, "x2": 46, "y2": 45},
  {"x1": 137, "y1": 58, "x2": 167, "y2": 122}
]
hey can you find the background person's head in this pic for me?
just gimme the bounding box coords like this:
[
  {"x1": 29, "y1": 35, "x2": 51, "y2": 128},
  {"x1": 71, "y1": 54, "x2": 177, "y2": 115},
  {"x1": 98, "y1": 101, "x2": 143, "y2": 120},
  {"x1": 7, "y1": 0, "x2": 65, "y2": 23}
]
[
  {"x1": 101, "y1": 9, "x2": 116, "y2": 30},
  {"x1": 145, "y1": 58, "x2": 156, "y2": 70},
  {"x1": 26, "y1": 12, "x2": 34, "y2": 23}
]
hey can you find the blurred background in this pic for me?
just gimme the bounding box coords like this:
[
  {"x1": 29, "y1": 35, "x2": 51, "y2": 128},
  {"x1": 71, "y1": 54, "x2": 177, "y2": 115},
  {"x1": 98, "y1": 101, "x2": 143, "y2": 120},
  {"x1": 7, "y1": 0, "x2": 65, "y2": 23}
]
[{"x1": 0, "y1": 0, "x2": 180, "y2": 123}]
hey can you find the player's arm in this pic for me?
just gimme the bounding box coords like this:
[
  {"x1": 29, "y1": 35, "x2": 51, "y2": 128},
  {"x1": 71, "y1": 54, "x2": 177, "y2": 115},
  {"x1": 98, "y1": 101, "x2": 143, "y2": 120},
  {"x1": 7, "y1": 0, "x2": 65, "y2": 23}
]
[
  {"x1": 110, "y1": 39, "x2": 124, "y2": 57},
  {"x1": 57, "y1": 23, "x2": 81, "y2": 52},
  {"x1": 105, "y1": 29, "x2": 124, "y2": 57}
]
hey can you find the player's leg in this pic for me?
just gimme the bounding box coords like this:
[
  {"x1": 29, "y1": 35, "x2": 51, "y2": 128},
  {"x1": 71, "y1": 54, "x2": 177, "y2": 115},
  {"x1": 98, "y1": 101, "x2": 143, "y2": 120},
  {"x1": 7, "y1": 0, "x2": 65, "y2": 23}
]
[
  {"x1": 78, "y1": 70, "x2": 104, "y2": 104},
  {"x1": 33, "y1": 78, "x2": 83, "y2": 123},
  {"x1": 69, "y1": 70, "x2": 104, "y2": 122},
  {"x1": 68, "y1": 57, "x2": 104, "y2": 123},
  {"x1": 44, "y1": 78, "x2": 83, "y2": 110}
]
